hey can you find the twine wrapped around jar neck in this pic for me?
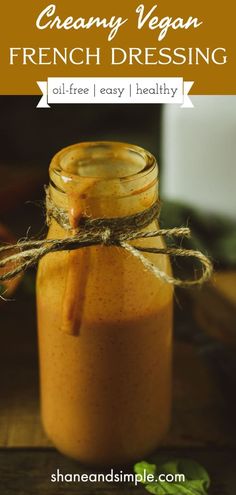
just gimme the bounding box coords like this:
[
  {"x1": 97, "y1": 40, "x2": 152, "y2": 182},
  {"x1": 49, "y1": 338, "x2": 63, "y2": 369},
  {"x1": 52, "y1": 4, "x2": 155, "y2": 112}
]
[{"x1": 0, "y1": 186, "x2": 213, "y2": 287}]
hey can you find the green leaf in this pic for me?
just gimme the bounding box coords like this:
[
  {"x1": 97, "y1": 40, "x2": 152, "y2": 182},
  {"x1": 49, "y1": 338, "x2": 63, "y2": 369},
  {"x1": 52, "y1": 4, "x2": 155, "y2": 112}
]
[
  {"x1": 134, "y1": 461, "x2": 156, "y2": 483},
  {"x1": 146, "y1": 483, "x2": 166, "y2": 494},
  {"x1": 146, "y1": 481, "x2": 195, "y2": 494},
  {"x1": 157, "y1": 459, "x2": 210, "y2": 493},
  {"x1": 152, "y1": 480, "x2": 206, "y2": 495},
  {"x1": 178, "y1": 459, "x2": 210, "y2": 490},
  {"x1": 158, "y1": 461, "x2": 179, "y2": 475},
  {"x1": 184, "y1": 480, "x2": 208, "y2": 494},
  {"x1": 134, "y1": 458, "x2": 210, "y2": 495}
]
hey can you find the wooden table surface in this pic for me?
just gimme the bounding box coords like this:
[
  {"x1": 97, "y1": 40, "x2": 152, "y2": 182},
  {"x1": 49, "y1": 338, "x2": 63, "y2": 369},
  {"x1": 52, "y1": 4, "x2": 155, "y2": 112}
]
[{"x1": 0, "y1": 293, "x2": 236, "y2": 494}]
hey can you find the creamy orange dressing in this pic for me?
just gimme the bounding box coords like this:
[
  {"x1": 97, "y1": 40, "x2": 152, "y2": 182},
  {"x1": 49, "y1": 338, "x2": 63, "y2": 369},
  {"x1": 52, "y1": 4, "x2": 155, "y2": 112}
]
[
  {"x1": 36, "y1": 142, "x2": 173, "y2": 465},
  {"x1": 66, "y1": 178, "x2": 99, "y2": 228},
  {"x1": 61, "y1": 178, "x2": 99, "y2": 335}
]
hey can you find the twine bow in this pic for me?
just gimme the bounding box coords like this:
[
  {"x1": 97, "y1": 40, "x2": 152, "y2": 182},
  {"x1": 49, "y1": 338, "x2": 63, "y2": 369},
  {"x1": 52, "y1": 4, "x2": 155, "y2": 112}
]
[{"x1": 0, "y1": 191, "x2": 213, "y2": 287}]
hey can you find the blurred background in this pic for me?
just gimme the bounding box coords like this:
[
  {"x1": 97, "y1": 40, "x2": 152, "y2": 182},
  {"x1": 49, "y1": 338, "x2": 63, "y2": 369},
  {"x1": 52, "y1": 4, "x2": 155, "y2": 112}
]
[{"x1": 0, "y1": 96, "x2": 236, "y2": 493}]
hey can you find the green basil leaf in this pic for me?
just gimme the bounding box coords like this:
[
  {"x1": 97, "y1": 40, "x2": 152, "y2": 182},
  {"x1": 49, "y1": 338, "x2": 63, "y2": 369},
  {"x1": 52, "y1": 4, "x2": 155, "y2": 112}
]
[
  {"x1": 158, "y1": 458, "x2": 210, "y2": 492},
  {"x1": 165, "y1": 480, "x2": 206, "y2": 494},
  {"x1": 146, "y1": 483, "x2": 166, "y2": 494},
  {"x1": 147, "y1": 481, "x2": 195, "y2": 494},
  {"x1": 184, "y1": 480, "x2": 208, "y2": 494},
  {"x1": 134, "y1": 458, "x2": 210, "y2": 495},
  {"x1": 178, "y1": 459, "x2": 210, "y2": 489},
  {"x1": 158, "y1": 461, "x2": 179, "y2": 475},
  {"x1": 134, "y1": 461, "x2": 157, "y2": 483}
]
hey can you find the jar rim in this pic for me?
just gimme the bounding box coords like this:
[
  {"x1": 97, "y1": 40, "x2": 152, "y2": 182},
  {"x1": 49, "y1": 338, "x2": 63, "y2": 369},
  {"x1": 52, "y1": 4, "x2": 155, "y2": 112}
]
[{"x1": 49, "y1": 141, "x2": 158, "y2": 184}]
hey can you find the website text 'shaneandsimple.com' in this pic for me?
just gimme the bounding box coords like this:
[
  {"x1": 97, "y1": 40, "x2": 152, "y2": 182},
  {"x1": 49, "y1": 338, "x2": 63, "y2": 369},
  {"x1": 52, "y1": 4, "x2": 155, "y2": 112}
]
[{"x1": 51, "y1": 468, "x2": 186, "y2": 486}]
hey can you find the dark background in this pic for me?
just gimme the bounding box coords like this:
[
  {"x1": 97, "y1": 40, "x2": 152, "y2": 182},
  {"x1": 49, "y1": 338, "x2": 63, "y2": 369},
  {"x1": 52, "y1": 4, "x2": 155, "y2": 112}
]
[{"x1": 0, "y1": 97, "x2": 162, "y2": 166}]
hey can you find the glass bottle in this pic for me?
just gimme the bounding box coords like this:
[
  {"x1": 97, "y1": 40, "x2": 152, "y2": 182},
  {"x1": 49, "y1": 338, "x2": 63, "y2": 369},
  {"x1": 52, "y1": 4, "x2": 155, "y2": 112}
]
[{"x1": 36, "y1": 141, "x2": 173, "y2": 466}]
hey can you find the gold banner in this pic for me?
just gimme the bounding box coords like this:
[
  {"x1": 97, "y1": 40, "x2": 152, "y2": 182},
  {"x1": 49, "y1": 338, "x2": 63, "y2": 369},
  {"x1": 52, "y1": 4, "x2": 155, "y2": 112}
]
[{"x1": 1, "y1": 0, "x2": 234, "y2": 95}]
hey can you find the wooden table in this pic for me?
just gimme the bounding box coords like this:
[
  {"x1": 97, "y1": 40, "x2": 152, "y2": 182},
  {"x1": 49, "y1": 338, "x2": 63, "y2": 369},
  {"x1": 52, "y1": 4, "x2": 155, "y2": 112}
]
[{"x1": 0, "y1": 294, "x2": 236, "y2": 494}]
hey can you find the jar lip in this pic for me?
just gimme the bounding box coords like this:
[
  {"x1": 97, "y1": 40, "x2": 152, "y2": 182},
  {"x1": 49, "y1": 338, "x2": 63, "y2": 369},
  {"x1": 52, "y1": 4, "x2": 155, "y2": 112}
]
[{"x1": 50, "y1": 141, "x2": 158, "y2": 183}]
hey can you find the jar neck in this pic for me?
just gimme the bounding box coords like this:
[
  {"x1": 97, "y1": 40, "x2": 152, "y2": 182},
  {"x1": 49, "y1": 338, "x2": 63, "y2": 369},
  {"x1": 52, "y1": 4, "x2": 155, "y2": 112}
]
[{"x1": 49, "y1": 142, "x2": 158, "y2": 228}]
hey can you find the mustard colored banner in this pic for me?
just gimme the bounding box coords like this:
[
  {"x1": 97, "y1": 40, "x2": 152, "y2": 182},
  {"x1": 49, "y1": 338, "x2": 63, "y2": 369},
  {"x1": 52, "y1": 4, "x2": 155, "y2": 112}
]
[
  {"x1": 37, "y1": 77, "x2": 194, "y2": 108},
  {"x1": 0, "y1": 0, "x2": 234, "y2": 95}
]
